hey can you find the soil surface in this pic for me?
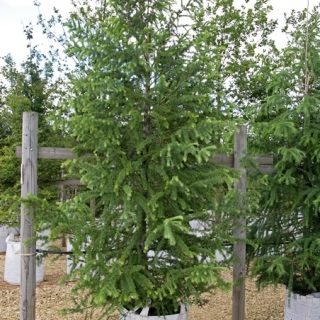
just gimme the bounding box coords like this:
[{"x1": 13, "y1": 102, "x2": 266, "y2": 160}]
[{"x1": 0, "y1": 241, "x2": 286, "y2": 319}]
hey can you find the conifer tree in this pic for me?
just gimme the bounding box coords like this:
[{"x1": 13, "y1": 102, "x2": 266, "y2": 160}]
[
  {"x1": 247, "y1": 4, "x2": 320, "y2": 295},
  {"x1": 60, "y1": 0, "x2": 235, "y2": 314},
  {"x1": 32, "y1": 0, "x2": 277, "y2": 317}
]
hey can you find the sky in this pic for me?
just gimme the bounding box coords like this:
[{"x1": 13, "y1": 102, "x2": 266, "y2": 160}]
[{"x1": 0, "y1": 0, "x2": 318, "y2": 66}]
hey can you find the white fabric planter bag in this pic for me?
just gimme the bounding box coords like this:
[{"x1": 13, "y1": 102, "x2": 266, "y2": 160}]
[
  {"x1": 1, "y1": 226, "x2": 20, "y2": 253},
  {"x1": 7, "y1": 227, "x2": 20, "y2": 236},
  {"x1": 284, "y1": 289, "x2": 320, "y2": 320},
  {"x1": 4, "y1": 233, "x2": 44, "y2": 285},
  {"x1": 120, "y1": 303, "x2": 188, "y2": 320},
  {"x1": 0, "y1": 225, "x2": 8, "y2": 253}
]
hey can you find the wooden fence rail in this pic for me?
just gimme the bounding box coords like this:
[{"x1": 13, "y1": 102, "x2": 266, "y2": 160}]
[{"x1": 16, "y1": 147, "x2": 274, "y2": 174}]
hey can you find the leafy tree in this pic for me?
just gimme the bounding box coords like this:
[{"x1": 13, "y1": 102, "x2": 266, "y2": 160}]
[
  {"x1": 0, "y1": 45, "x2": 68, "y2": 225},
  {"x1": 196, "y1": 0, "x2": 278, "y2": 113},
  {"x1": 247, "y1": 4, "x2": 320, "y2": 296}
]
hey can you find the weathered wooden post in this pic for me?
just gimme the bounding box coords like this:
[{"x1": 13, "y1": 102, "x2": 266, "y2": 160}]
[
  {"x1": 20, "y1": 111, "x2": 38, "y2": 320},
  {"x1": 232, "y1": 125, "x2": 247, "y2": 320},
  {"x1": 90, "y1": 199, "x2": 96, "y2": 217}
]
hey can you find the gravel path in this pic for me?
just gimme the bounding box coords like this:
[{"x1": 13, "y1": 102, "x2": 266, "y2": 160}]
[{"x1": 0, "y1": 247, "x2": 286, "y2": 320}]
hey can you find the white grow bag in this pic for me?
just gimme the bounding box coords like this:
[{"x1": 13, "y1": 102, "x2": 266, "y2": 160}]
[
  {"x1": 4, "y1": 233, "x2": 44, "y2": 285},
  {"x1": 120, "y1": 303, "x2": 188, "y2": 320},
  {"x1": 7, "y1": 226, "x2": 20, "y2": 236},
  {"x1": 1, "y1": 226, "x2": 20, "y2": 253},
  {"x1": 284, "y1": 289, "x2": 320, "y2": 320}
]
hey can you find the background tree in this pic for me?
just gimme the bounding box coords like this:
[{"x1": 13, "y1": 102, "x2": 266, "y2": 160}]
[
  {"x1": 247, "y1": 4, "x2": 320, "y2": 295},
  {"x1": 0, "y1": 40, "x2": 68, "y2": 225},
  {"x1": 194, "y1": 0, "x2": 278, "y2": 115}
]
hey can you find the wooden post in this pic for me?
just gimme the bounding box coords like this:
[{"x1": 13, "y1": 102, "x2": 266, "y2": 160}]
[
  {"x1": 90, "y1": 199, "x2": 96, "y2": 218},
  {"x1": 20, "y1": 112, "x2": 38, "y2": 320},
  {"x1": 232, "y1": 125, "x2": 247, "y2": 320}
]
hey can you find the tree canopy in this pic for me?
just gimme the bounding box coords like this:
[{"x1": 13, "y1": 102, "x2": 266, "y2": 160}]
[{"x1": 0, "y1": 47, "x2": 68, "y2": 225}]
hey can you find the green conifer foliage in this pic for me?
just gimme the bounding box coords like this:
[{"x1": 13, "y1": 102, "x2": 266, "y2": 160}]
[
  {"x1": 32, "y1": 0, "x2": 276, "y2": 317},
  {"x1": 57, "y1": 0, "x2": 233, "y2": 316},
  {"x1": 247, "y1": 5, "x2": 320, "y2": 295}
]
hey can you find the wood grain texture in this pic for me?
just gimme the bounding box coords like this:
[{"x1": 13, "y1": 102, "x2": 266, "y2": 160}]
[
  {"x1": 16, "y1": 147, "x2": 75, "y2": 159},
  {"x1": 20, "y1": 112, "x2": 38, "y2": 320},
  {"x1": 232, "y1": 125, "x2": 247, "y2": 320}
]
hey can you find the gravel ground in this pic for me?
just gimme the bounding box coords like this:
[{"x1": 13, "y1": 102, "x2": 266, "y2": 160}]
[{"x1": 0, "y1": 242, "x2": 286, "y2": 320}]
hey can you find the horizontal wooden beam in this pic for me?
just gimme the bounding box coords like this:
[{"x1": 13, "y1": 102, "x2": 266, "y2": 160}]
[
  {"x1": 55, "y1": 179, "x2": 85, "y2": 186},
  {"x1": 249, "y1": 165, "x2": 275, "y2": 174},
  {"x1": 211, "y1": 154, "x2": 273, "y2": 166},
  {"x1": 16, "y1": 146, "x2": 75, "y2": 159},
  {"x1": 16, "y1": 147, "x2": 274, "y2": 173}
]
